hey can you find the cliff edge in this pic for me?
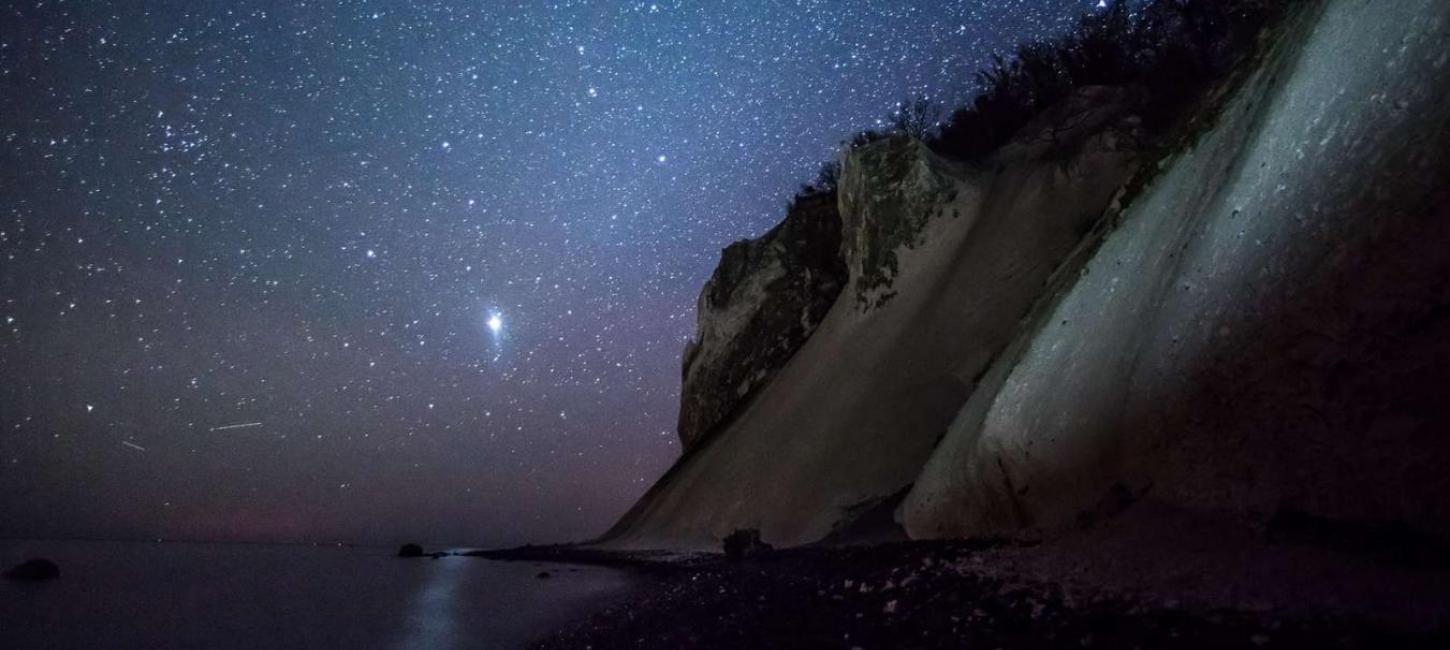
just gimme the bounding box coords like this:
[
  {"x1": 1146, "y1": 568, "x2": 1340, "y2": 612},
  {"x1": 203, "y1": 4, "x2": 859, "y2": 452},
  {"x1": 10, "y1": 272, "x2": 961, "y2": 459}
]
[{"x1": 607, "y1": 0, "x2": 1450, "y2": 555}]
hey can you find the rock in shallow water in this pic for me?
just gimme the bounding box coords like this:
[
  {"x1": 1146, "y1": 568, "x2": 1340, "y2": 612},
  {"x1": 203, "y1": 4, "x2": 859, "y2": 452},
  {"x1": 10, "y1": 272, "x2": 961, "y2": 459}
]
[{"x1": 4, "y1": 558, "x2": 59, "y2": 581}]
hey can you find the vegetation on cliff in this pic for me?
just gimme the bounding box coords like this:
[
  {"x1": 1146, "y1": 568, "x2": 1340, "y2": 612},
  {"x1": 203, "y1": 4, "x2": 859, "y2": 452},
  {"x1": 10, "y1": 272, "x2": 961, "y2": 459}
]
[{"x1": 675, "y1": 0, "x2": 1283, "y2": 455}]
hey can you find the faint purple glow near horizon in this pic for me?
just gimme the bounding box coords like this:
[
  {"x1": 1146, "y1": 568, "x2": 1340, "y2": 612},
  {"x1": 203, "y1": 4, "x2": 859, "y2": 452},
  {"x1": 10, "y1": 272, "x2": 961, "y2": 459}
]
[{"x1": 0, "y1": 1, "x2": 1098, "y2": 545}]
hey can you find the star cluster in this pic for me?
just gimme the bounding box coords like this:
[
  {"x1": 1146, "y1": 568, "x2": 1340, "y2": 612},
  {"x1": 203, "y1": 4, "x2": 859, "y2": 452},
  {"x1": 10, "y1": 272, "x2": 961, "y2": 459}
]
[{"x1": 1, "y1": 1, "x2": 1091, "y2": 545}]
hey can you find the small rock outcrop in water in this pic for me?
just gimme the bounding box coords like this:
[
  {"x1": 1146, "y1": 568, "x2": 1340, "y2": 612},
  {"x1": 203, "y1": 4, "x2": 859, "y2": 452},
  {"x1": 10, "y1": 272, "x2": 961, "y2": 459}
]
[
  {"x1": 722, "y1": 529, "x2": 773, "y2": 561},
  {"x1": 677, "y1": 191, "x2": 846, "y2": 449},
  {"x1": 397, "y1": 543, "x2": 424, "y2": 558},
  {"x1": 4, "y1": 558, "x2": 59, "y2": 581}
]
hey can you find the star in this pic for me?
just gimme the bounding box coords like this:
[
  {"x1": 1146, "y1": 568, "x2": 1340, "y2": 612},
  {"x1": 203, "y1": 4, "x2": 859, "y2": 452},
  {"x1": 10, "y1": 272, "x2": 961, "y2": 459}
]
[{"x1": 0, "y1": 0, "x2": 1106, "y2": 546}]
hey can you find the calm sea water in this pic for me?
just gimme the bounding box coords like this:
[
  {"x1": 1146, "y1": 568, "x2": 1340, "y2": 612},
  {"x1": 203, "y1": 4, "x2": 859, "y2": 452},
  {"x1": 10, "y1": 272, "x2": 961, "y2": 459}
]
[{"x1": 0, "y1": 539, "x2": 631, "y2": 649}]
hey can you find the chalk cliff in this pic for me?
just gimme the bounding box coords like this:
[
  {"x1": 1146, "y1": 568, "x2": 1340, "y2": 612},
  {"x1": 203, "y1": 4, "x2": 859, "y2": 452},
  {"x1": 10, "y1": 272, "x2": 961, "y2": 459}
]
[
  {"x1": 607, "y1": 0, "x2": 1450, "y2": 551},
  {"x1": 677, "y1": 191, "x2": 846, "y2": 451},
  {"x1": 901, "y1": 0, "x2": 1450, "y2": 540}
]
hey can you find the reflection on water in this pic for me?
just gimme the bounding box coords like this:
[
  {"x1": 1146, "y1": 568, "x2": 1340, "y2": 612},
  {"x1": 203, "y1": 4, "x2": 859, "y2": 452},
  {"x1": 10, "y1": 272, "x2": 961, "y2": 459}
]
[
  {"x1": 0, "y1": 540, "x2": 631, "y2": 650},
  {"x1": 395, "y1": 555, "x2": 467, "y2": 650}
]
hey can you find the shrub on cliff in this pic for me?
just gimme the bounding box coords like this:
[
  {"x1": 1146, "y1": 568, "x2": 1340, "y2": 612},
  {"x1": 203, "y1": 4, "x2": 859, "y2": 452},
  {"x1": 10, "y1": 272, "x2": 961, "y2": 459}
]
[
  {"x1": 929, "y1": 0, "x2": 1275, "y2": 161},
  {"x1": 771, "y1": 0, "x2": 1277, "y2": 268},
  {"x1": 785, "y1": 160, "x2": 842, "y2": 223},
  {"x1": 798, "y1": 160, "x2": 840, "y2": 197},
  {"x1": 891, "y1": 96, "x2": 944, "y2": 141}
]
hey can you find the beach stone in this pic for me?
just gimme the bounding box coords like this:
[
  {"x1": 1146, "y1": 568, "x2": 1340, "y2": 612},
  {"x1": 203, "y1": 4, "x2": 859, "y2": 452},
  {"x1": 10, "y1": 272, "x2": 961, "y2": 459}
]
[{"x1": 4, "y1": 558, "x2": 59, "y2": 581}]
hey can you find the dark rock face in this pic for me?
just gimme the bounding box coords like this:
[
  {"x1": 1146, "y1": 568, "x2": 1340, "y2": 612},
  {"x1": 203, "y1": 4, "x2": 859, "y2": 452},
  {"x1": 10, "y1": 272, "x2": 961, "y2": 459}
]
[
  {"x1": 4, "y1": 558, "x2": 59, "y2": 581},
  {"x1": 676, "y1": 191, "x2": 847, "y2": 449},
  {"x1": 397, "y1": 543, "x2": 424, "y2": 557}
]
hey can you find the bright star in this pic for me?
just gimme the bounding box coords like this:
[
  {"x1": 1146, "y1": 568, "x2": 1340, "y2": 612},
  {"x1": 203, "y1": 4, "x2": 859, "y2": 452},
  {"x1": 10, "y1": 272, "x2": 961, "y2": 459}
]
[{"x1": 487, "y1": 314, "x2": 503, "y2": 334}]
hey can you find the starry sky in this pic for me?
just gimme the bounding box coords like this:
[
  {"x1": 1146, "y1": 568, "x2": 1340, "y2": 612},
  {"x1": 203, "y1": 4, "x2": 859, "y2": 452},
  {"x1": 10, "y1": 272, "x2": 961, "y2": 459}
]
[{"x1": 1, "y1": 1, "x2": 1098, "y2": 547}]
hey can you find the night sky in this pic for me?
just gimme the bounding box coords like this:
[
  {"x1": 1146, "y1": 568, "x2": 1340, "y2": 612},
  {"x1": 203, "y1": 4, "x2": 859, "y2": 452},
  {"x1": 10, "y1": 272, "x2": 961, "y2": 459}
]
[{"x1": 1, "y1": 1, "x2": 1098, "y2": 546}]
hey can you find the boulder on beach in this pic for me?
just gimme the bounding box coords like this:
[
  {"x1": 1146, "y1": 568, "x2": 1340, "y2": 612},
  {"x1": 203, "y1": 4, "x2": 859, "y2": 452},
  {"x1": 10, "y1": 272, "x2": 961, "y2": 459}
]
[
  {"x1": 722, "y1": 529, "x2": 773, "y2": 561},
  {"x1": 4, "y1": 558, "x2": 59, "y2": 581},
  {"x1": 397, "y1": 544, "x2": 424, "y2": 558}
]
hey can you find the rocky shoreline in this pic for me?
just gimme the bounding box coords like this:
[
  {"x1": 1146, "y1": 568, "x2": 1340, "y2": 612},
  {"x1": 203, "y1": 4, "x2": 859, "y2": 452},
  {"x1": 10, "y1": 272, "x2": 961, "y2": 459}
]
[
  {"x1": 465, "y1": 545, "x2": 708, "y2": 575},
  {"x1": 477, "y1": 537, "x2": 1448, "y2": 650}
]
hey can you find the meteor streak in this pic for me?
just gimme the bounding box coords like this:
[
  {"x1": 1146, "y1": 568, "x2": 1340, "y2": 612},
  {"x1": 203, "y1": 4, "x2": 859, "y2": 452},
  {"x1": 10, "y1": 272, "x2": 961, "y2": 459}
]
[{"x1": 210, "y1": 422, "x2": 264, "y2": 431}]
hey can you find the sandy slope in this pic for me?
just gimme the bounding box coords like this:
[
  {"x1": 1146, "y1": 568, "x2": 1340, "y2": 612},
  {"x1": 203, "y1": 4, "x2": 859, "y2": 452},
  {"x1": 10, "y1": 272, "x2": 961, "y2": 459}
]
[
  {"x1": 903, "y1": 0, "x2": 1450, "y2": 540},
  {"x1": 606, "y1": 108, "x2": 1144, "y2": 549}
]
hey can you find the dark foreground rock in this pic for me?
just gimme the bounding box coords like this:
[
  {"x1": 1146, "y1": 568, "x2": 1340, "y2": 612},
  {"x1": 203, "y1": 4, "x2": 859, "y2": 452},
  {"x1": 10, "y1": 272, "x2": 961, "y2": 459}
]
[
  {"x1": 722, "y1": 529, "x2": 773, "y2": 562},
  {"x1": 4, "y1": 558, "x2": 59, "y2": 581},
  {"x1": 397, "y1": 543, "x2": 424, "y2": 557},
  {"x1": 528, "y1": 542, "x2": 1448, "y2": 650}
]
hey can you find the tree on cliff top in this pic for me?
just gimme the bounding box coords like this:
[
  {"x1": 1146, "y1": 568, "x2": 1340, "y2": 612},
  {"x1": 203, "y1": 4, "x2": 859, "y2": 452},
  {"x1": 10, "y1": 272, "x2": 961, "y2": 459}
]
[
  {"x1": 930, "y1": 0, "x2": 1275, "y2": 161},
  {"x1": 785, "y1": 0, "x2": 1275, "y2": 221}
]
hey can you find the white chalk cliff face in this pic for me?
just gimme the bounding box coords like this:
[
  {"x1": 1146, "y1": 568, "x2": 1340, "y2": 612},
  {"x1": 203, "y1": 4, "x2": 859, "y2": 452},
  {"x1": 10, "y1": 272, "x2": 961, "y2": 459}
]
[
  {"x1": 605, "y1": 93, "x2": 1146, "y2": 549},
  {"x1": 902, "y1": 0, "x2": 1450, "y2": 540},
  {"x1": 605, "y1": 0, "x2": 1450, "y2": 550}
]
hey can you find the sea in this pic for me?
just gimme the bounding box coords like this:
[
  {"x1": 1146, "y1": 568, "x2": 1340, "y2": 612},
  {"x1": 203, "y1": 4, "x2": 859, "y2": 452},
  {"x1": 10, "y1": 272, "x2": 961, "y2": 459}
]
[{"x1": 0, "y1": 538, "x2": 632, "y2": 649}]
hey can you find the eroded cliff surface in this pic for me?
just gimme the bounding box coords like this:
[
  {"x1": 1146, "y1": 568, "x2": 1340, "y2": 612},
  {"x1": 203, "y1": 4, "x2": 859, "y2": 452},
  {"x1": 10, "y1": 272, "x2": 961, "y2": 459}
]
[
  {"x1": 901, "y1": 0, "x2": 1450, "y2": 540},
  {"x1": 609, "y1": 0, "x2": 1450, "y2": 552},
  {"x1": 676, "y1": 192, "x2": 846, "y2": 451},
  {"x1": 606, "y1": 90, "x2": 1147, "y2": 549}
]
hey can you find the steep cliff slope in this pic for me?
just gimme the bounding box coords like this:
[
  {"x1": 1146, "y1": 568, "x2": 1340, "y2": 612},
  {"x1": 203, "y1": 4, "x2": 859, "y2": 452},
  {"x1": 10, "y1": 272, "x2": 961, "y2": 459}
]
[
  {"x1": 606, "y1": 0, "x2": 1450, "y2": 551},
  {"x1": 902, "y1": 0, "x2": 1450, "y2": 539},
  {"x1": 605, "y1": 90, "x2": 1149, "y2": 549},
  {"x1": 677, "y1": 192, "x2": 846, "y2": 451}
]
